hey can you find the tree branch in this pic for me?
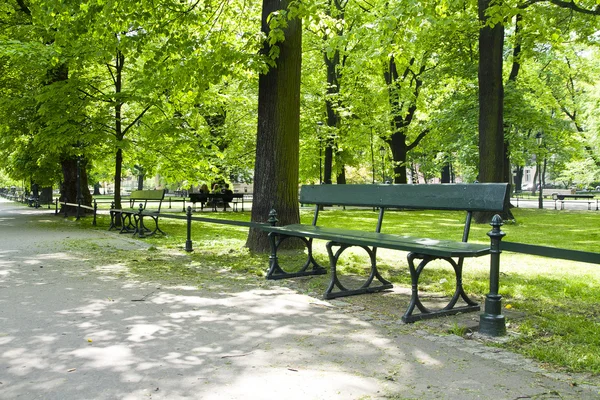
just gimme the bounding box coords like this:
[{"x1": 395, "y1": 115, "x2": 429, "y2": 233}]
[
  {"x1": 106, "y1": 64, "x2": 117, "y2": 86},
  {"x1": 519, "y1": 0, "x2": 599, "y2": 14},
  {"x1": 406, "y1": 128, "x2": 430, "y2": 151},
  {"x1": 15, "y1": 0, "x2": 31, "y2": 15},
  {"x1": 122, "y1": 105, "x2": 152, "y2": 136}
]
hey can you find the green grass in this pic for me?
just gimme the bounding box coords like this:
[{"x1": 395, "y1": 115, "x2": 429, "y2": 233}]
[{"x1": 66, "y1": 206, "x2": 600, "y2": 374}]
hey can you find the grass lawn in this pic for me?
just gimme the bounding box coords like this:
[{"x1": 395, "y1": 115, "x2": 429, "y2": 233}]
[{"x1": 73, "y1": 206, "x2": 600, "y2": 375}]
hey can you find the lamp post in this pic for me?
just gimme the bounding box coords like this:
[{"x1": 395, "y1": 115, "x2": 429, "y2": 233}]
[
  {"x1": 536, "y1": 132, "x2": 543, "y2": 209},
  {"x1": 379, "y1": 146, "x2": 386, "y2": 183},
  {"x1": 370, "y1": 127, "x2": 375, "y2": 184},
  {"x1": 317, "y1": 122, "x2": 323, "y2": 184}
]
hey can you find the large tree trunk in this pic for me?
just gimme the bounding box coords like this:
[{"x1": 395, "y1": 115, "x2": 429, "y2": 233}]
[
  {"x1": 246, "y1": 0, "x2": 302, "y2": 252},
  {"x1": 475, "y1": 0, "x2": 511, "y2": 222},
  {"x1": 389, "y1": 133, "x2": 408, "y2": 183},
  {"x1": 60, "y1": 157, "x2": 93, "y2": 215},
  {"x1": 477, "y1": 0, "x2": 504, "y2": 184}
]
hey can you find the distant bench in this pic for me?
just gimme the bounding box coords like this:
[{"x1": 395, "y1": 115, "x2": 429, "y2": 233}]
[
  {"x1": 552, "y1": 193, "x2": 597, "y2": 210},
  {"x1": 261, "y1": 183, "x2": 510, "y2": 323},
  {"x1": 189, "y1": 192, "x2": 245, "y2": 211},
  {"x1": 109, "y1": 189, "x2": 166, "y2": 236}
]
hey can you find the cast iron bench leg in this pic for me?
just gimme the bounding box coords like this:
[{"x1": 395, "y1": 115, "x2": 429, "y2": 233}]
[
  {"x1": 266, "y1": 233, "x2": 327, "y2": 280},
  {"x1": 323, "y1": 242, "x2": 393, "y2": 299},
  {"x1": 402, "y1": 253, "x2": 480, "y2": 323},
  {"x1": 119, "y1": 212, "x2": 136, "y2": 234}
]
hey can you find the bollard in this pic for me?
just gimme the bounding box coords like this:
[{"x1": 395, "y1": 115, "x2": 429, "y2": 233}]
[
  {"x1": 109, "y1": 201, "x2": 116, "y2": 230},
  {"x1": 55, "y1": 198, "x2": 59, "y2": 215},
  {"x1": 185, "y1": 206, "x2": 193, "y2": 252},
  {"x1": 137, "y1": 203, "x2": 145, "y2": 238},
  {"x1": 93, "y1": 200, "x2": 97, "y2": 226},
  {"x1": 479, "y1": 214, "x2": 507, "y2": 336},
  {"x1": 76, "y1": 199, "x2": 81, "y2": 221},
  {"x1": 63, "y1": 201, "x2": 68, "y2": 218},
  {"x1": 268, "y1": 209, "x2": 278, "y2": 226},
  {"x1": 267, "y1": 209, "x2": 279, "y2": 275}
]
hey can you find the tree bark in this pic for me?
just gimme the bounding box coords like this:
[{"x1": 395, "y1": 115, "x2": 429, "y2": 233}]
[
  {"x1": 441, "y1": 163, "x2": 451, "y2": 183},
  {"x1": 475, "y1": 0, "x2": 513, "y2": 222},
  {"x1": 60, "y1": 157, "x2": 92, "y2": 215},
  {"x1": 477, "y1": 0, "x2": 505, "y2": 185},
  {"x1": 384, "y1": 56, "x2": 428, "y2": 184},
  {"x1": 323, "y1": 0, "x2": 345, "y2": 185},
  {"x1": 246, "y1": 0, "x2": 302, "y2": 252}
]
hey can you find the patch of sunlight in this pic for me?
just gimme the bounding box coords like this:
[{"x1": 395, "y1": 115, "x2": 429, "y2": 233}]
[
  {"x1": 95, "y1": 263, "x2": 128, "y2": 273},
  {"x1": 70, "y1": 344, "x2": 136, "y2": 369},
  {"x1": 412, "y1": 348, "x2": 443, "y2": 367}
]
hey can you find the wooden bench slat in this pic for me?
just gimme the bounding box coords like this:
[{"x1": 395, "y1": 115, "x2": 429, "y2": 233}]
[
  {"x1": 300, "y1": 183, "x2": 509, "y2": 211},
  {"x1": 264, "y1": 224, "x2": 490, "y2": 258},
  {"x1": 130, "y1": 189, "x2": 165, "y2": 201}
]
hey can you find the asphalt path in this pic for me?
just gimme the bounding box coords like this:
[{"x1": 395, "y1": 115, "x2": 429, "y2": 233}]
[{"x1": 0, "y1": 198, "x2": 598, "y2": 399}]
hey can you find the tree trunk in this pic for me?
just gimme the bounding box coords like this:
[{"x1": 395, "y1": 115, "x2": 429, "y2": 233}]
[
  {"x1": 336, "y1": 166, "x2": 346, "y2": 184},
  {"x1": 514, "y1": 166, "x2": 523, "y2": 191},
  {"x1": 475, "y1": 0, "x2": 512, "y2": 222},
  {"x1": 477, "y1": 0, "x2": 504, "y2": 185},
  {"x1": 384, "y1": 56, "x2": 428, "y2": 184},
  {"x1": 137, "y1": 172, "x2": 144, "y2": 190},
  {"x1": 246, "y1": 0, "x2": 302, "y2": 252},
  {"x1": 441, "y1": 163, "x2": 451, "y2": 183},
  {"x1": 60, "y1": 157, "x2": 92, "y2": 215},
  {"x1": 389, "y1": 134, "x2": 408, "y2": 184}
]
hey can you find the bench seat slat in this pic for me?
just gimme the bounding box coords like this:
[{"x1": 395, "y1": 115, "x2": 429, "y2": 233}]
[{"x1": 264, "y1": 224, "x2": 489, "y2": 258}]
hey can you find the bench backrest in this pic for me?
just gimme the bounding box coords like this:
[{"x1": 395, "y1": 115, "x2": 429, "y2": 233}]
[
  {"x1": 129, "y1": 189, "x2": 166, "y2": 211},
  {"x1": 300, "y1": 183, "x2": 509, "y2": 212},
  {"x1": 301, "y1": 183, "x2": 509, "y2": 243}
]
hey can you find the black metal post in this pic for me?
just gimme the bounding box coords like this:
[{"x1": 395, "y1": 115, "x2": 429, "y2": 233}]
[
  {"x1": 380, "y1": 146, "x2": 386, "y2": 182},
  {"x1": 55, "y1": 198, "x2": 59, "y2": 215},
  {"x1": 93, "y1": 200, "x2": 97, "y2": 226},
  {"x1": 370, "y1": 127, "x2": 375, "y2": 184},
  {"x1": 76, "y1": 156, "x2": 81, "y2": 220},
  {"x1": 479, "y1": 214, "x2": 507, "y2": 336},
  {"x1": 317, "y1": 121, "x2": 323, "y2": 185},
  {"x1": 137, "y1": 203, "x2": 145, "y2": 238},
  {"x1": 538, "y1": 161, "x2": 543, "y2": 209},
  {"x1": 109, "y1": 201, "x2": 116, "y2": 230},
  {"x1": 535, "y1": 132, "x2": 543, "y2": 209},
  {"x1": 185, "y1": 206, "x2": 193, "y2": 252}
]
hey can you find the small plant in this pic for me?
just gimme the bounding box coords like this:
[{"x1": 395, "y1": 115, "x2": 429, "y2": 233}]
[{"x1": 448, "y1": 322, "x2": 467, "y2": 337}]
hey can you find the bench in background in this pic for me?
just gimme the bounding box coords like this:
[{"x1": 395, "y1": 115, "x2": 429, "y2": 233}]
[
  {"x1": 262, "y1": 183, "x2": 510, "y2": 324},
  {"x1": 552, "y1": 193, "x2": 597, "y2": 210},
  {"x1": 110, "y1": 189, "x2": 166, "y2": 236},
  {"x1": 189, "y1": 192, "x2": 244, "y2": 211}
]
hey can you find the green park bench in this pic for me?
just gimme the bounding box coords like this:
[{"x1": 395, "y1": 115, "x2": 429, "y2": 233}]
[
  {"x1": 109, "y1": 189, "x2": 166, "y2": 237},
  {"x1": 552, "y1": 193, "x2": 597, "y2": 210},
  {"x1": 262, "y1": 183, "x2": 510, "y2": 323}
]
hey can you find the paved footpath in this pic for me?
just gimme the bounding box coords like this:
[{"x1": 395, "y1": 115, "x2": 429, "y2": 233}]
[{"x1": 0, "y1": 199, "x2": 598, "y2": 400}]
